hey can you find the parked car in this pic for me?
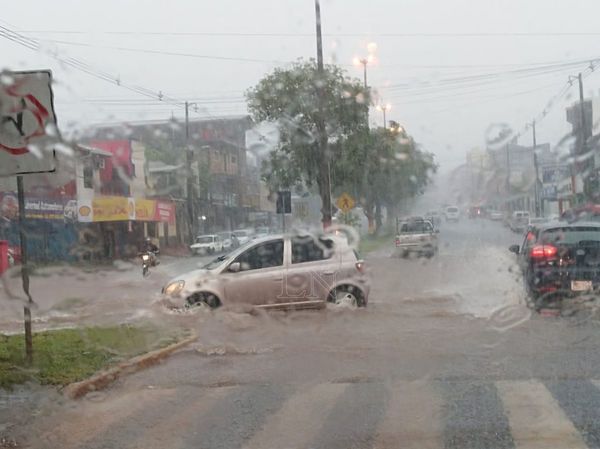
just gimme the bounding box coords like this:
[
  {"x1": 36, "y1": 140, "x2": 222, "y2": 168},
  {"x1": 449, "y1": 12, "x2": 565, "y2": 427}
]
[
  {"x1": 233, "y1": 229, "x2": 254, "y2": 246},
  {"x1": 510, "y1": 211, "x2": 530, "y2": 233},
  {"x1": 509, "y1": 221, "x2": 600, "y2": 309},
  {"x1": 489, "y1": 210, "x2": 504, "y2": 221},
  {"x1": 190, "y1": 234, "x2": 223, "y2": 255},
  {"x1": 445, "y1": 206, "x2": 460, "y2": 222},
  {"x1": 162, "y1": 233, "x2": 369, "y2": 309},
  {"x1": 395, "y1": 218, "x2": 439, "y2": 258}
]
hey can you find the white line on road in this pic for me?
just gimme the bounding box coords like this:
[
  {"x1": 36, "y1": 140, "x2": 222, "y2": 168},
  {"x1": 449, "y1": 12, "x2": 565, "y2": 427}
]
[
  {"x1": 373, "y1": 379, "x2": 443, "y2": 449},
  {"x1": 496, "y1": 380, "x2": 588, "y2": 449}
]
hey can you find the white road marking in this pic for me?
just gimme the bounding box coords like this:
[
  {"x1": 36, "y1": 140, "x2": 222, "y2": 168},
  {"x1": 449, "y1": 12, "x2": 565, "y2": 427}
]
[
  {"x1": 373, "y1": 379, "x2": 443, "y2": 449},
  {"x1": 496, "y1": 380, "x2": 588, "y2": 449}
]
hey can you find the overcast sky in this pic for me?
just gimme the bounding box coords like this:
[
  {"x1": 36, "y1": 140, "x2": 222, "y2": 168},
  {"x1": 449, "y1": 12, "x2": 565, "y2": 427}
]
[{"x1": 4, "y1": 0, "x2": 600, "y2": 170}]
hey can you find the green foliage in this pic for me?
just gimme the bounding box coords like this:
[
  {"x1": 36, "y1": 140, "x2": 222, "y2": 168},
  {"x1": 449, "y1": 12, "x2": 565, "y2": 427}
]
[
  {"x1": 246, "y1": 59, "x2": 369, "y2": 192},
  {"x1": 246, "y1": 59, "x2": 436, "y2": 227},
  {"x1": 0, "y1": 326, "x2": 181, "y2": 389}
]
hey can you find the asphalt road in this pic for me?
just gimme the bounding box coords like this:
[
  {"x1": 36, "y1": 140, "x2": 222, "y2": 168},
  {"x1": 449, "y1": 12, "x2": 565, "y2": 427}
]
[{"x1": 10, "y1": 219, "x2": 600, "y2": 448}]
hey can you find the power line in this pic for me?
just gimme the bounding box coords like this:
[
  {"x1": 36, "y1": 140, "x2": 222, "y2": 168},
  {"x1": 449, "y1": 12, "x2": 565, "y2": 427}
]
[
  {"x1": 35, "y1": 38, "x2": 287, "y2": 64},
  {"x1": 18, "y1": 29, "x2": 600, "y2": 38}
]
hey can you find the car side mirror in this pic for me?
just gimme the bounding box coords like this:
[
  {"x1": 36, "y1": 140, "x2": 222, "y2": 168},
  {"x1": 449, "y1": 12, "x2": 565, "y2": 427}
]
[
  {"x1": 509, "y1": 244, "x2": 520, "y2": 254},
  {"x1": 228, "y1": 262, "x2": 241, "y2": 273},
  {"x1": 435, "y1": 229, "x2": 440, "y2": 234}
]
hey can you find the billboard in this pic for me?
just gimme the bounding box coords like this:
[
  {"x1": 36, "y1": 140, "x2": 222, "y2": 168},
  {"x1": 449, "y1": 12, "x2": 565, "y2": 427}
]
[
  {"x1": 77, "y1": 196, "x2": 176, "y2": 224},
  {"x1": 0, "y1": 70, "x2": 58, "y2": 175}
]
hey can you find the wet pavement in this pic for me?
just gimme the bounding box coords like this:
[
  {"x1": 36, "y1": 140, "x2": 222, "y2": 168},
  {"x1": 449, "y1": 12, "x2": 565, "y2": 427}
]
[
  {"x1": 0, "y1": 253, "x2": 213, "y2": 333},
  {"x1": 6, "y1": 219, "x2": 600, "y2": 448}
]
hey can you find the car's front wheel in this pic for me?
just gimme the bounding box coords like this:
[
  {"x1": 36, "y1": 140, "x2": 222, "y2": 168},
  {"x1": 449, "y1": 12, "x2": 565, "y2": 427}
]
[
  {"x1": 186, "y1": 292, "x2": 221, "y2": 309},
  {"x1": 327, "y1": 285, "x2": 365, "y2": 308}
]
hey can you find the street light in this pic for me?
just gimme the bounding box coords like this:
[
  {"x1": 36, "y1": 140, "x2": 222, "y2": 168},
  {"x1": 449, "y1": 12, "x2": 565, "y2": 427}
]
[
  {"x1": 376, "y1": 103, "x2": 391, "y2": 128},
  {"x1": 352, "y1": 54, "x2": 375, "y2": 89}
]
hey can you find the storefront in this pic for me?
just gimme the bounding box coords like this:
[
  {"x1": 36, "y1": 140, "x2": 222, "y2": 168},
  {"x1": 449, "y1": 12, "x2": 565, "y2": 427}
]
[{"x1": 76, "y1": 196, "x2": 176, "y2": 260}]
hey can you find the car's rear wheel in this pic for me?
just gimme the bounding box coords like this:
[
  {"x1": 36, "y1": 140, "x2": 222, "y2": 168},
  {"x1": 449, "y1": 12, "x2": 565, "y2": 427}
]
[
  {"x1": 327, "y1": 285, "x2": 365, "y2": 308},
  {"x1": 186, "y1": 292, "x2": 221, "y2": 309}
]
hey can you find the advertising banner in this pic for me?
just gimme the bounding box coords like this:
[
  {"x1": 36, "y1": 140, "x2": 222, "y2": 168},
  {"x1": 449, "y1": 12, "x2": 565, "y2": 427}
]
[
  {"x1": 76, "y1": 196, "x2": 175, "y2": 224},
  {"x1": 0, "y1": 192, "x2": 76, "y2": 221}
]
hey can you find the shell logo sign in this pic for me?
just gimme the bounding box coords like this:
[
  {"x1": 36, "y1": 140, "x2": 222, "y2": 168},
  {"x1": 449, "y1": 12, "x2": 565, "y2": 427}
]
[
  {"x1": 78, "y1": 205, "x2": 91, "y2": 217},
  {"x1": 77, "y1": 197, "x2": 175, "y2": 224}
]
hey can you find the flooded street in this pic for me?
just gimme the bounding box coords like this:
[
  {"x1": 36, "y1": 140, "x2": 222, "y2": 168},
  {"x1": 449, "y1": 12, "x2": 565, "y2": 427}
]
[{"x1": 8, "y1": 219, "x2": 600, "y2": 448}]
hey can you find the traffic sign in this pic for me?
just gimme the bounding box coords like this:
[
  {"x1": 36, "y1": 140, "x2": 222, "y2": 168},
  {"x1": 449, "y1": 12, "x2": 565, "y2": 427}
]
[
  {"x1": 336, "y1": 192, "x2": 355, "y2": 213},
  {"x1": 0, "y1": 70, "x2": 57, "y2": 175}
]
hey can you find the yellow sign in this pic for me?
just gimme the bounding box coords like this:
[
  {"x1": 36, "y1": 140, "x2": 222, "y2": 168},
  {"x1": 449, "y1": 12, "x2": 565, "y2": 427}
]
[
  {"x1": 134, "y1": 198, "x2": 156, "y2": 221},
  {"x1": 336, "y1": 193, "x2": 355, "y2": 213},
  {"x1": 92, "y1": 196, "x2": 129, "y2": 222}
]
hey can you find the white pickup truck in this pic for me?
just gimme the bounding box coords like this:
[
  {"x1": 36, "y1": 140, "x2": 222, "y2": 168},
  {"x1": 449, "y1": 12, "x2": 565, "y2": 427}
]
[{"x1": 395, "y1": 218, "x2": 439, "y2": 258}]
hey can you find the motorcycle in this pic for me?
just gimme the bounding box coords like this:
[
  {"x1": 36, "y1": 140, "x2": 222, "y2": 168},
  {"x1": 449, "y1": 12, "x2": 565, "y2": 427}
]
[{"x1": 139, "y1": 250, "x2": 159, "y2": 277}]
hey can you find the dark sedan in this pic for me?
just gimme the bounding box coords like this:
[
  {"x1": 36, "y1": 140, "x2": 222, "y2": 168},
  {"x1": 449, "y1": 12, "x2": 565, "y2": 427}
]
[{"x1": 509, "y1": 221, "x2": 600, "y2": 309}]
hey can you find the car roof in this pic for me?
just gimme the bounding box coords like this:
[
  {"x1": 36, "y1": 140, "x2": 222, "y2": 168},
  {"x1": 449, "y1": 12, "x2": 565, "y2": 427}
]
[{"x1": 532, "y1": 220, "x2": 600, "y2": 231}]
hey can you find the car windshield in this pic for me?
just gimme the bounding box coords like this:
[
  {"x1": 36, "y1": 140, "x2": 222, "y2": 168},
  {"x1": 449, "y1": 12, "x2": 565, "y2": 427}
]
[
  {"x1": 6, "y1": 2, "x2": 600, "y2": 447},
  {"x1": 400, "y1": 221, "x2": 433, "y2": 233}
]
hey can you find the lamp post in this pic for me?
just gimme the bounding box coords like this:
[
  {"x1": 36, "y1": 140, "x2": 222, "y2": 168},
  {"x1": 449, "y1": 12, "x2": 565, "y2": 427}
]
[{"x1": 376, "y1": 103, "x2": 391, "y2": 128}]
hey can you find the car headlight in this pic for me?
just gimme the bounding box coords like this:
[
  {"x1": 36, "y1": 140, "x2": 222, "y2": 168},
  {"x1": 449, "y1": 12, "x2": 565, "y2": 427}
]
[{"x1": 164, "y1": 280, "x2": 185, "y2": 296}]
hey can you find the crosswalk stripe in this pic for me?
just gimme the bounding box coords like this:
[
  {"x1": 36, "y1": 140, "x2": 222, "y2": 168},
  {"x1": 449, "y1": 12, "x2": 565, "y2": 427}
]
[
  {"x1": 496, "y1": 380, "x2": 588, "y2": 449},
  {"x1": 30, "y1": 387, "x2": 177, "y2": 449},
  {"x1": 373, "y1": 379, "x2": 443, "y2": 449},
  {"x1": 241, "y1": 382, "x2": 348, "y2": 449}
]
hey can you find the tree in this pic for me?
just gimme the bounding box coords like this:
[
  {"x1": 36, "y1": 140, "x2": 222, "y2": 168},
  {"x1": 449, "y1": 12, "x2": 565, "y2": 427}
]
[
  {"x1": 246, "y1": 60, "x2": 369, "y2": 226},
  {"x1": 335, "y1": 126, "x2": 437, "y2": 233}
]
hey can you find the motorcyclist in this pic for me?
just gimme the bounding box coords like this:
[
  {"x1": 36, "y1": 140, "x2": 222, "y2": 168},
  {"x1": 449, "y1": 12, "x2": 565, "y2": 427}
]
[{"x1": 141, "y1": 237, "x2": 160, "y2": 266}]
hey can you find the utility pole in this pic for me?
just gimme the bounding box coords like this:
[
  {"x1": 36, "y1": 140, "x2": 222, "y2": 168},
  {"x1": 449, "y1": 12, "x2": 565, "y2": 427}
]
[
  {"x1": 314, "y1": 0, "x2": 332, "y2": 228},
  {"x1": 568, "y1": 73, "x2": 587, "y2": 204},
  {"x1": 532, "y1": 121, "x2": 542, "y2": 217},
  {"x1": 16, "y1": 176, "x2": 32, "y2": 364},
  {"x1": 506, "y1": 143, "x2": 511, "y2": 213},
  {"x1": 184, "y1": 101, "x2": 196, "y2": 243}
]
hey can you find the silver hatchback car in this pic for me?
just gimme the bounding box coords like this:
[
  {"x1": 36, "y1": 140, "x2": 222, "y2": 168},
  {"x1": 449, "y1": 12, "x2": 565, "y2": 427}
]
[{"x1": 162, "y1": 233, "x2": 369, "y2": 310}]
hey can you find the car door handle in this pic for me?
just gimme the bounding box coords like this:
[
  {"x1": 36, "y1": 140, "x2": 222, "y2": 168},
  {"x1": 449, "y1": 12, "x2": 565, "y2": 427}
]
[
  {"x1": 323, "y1": 271, "x2": 335, "y2": 275},
  {"x1": 273, "y1": 278, "x2": 283, "y2": 281}
]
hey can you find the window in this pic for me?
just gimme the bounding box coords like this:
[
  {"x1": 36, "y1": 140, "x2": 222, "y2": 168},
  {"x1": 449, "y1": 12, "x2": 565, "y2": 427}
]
[
  {"x1": 401, "y1": 221, "x2": 433, "y2": 233},
  {"x1": 292, "y1": 236, "x2": 334, "y2": 263},
  {"x1": 83, "y1": 163, "x2": 93, "y2": 189},
  {"x1": 231, "y1": 156, "x2": 237, "y2": 164},
  {"x1": 235, "y1": 239, "x2": 283, "y2": 271}
]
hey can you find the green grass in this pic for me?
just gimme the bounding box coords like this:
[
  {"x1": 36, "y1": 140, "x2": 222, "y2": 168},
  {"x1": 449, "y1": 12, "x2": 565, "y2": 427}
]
[
  {"x1": 359, "y1": 232, "x2": 393, "y2": 255},
  {"x1": 0, "y1": 325, "x2": 183, "y2": 389}
]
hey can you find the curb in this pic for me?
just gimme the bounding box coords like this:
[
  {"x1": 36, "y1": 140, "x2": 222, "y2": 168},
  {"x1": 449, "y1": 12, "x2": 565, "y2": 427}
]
[{"x1": 63, "y1": 331, "x2": 197, "y2": 400}]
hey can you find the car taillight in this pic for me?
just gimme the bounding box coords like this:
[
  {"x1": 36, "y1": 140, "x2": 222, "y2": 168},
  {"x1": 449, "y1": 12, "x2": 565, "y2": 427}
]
[
  {"x1": 530, "y1": 245, "x2": 558, "y2": 259},
  {"x1": 395, "y1": 238, "x2": 400, "y2": 246},
  {"x1": 355, "y1": 261, "x2": 365, "y2": 273}
]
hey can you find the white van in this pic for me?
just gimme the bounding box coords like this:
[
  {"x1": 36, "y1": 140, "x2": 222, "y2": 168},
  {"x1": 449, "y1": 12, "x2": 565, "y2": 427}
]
[{"x1": 445, "y1": 206, "x2": 460, "y2": 222}]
